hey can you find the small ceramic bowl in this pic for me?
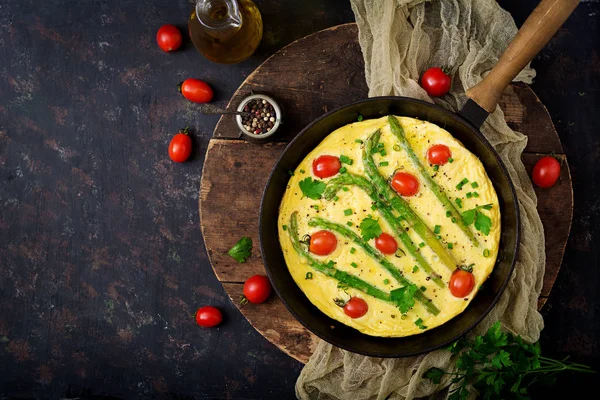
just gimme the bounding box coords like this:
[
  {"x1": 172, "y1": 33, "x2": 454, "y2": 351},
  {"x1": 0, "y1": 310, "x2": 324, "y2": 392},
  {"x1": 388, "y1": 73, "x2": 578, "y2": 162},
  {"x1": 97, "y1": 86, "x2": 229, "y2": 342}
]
[{"x1": 236, "y1": 94, "x2": 282, "y2": 140}]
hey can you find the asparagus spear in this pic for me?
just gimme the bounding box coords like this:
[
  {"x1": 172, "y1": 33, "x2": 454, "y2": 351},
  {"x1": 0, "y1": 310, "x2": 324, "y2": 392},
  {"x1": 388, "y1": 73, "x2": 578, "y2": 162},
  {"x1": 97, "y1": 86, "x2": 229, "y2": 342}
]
[
  {"x1": 309, "y1": 216, "x2": 441, "y2": 315},
  {"x1": 324, "y1": 173, "x2": 445, "y2": 288},
  {"x1": 362, "y1": 130, "x2": 458, "y2": 270},
  {"x1": 288, "y1": 212, "x2": 391, "y2": 302},
  {"x1": 387, "y1": 115, "x2": 480, "y2": 247}
]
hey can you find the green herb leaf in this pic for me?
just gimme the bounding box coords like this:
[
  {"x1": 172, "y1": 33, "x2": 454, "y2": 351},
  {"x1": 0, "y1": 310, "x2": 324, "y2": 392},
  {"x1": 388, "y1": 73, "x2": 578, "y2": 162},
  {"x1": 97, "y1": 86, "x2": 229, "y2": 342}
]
[
  {"x1": 391, "y1": 283, "x2": 418, "y2": 314},
  {"x1": 299, "y1": 177, "x2": 326, "y2": 200},
  {"x1": 462, "y1": 209, "x2": 477, "y2": 225},
  {"x1": 359, "y1": 217, "x2": 382, "y2": 241},
  {"x1": 227, "y1": 237, "x2": 252, "y2": 263},
  {"x1": 475, "y1": 212, "x2": 492, "y2": 235},
  {"x1": 424, "y1": 367, "x2": 445, "y2": 384}
]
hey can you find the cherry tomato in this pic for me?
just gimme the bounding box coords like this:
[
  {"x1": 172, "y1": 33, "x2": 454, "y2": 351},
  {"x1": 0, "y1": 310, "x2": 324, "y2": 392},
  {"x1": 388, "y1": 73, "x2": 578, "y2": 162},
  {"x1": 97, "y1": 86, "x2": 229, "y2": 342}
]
[
  {"x1": 312, "y1": 155, "x2": 341, "y2": 179},
  {"x1": 243, "y1": 275, "x2": 272, "y2": 304},
  {"x1": 532, "y1": 156, "x2": 560, "y2": 188},
  {"x1": 156, "y1": 25, "x2": 182, "y2": 52},
  {"x1": 309, "y1": 230, "x2": 337, "y2": 256},
  {"x1": 449, "y1": 269, "x2": 475, "y2": 298},
  {"x1": 427, "y1": 144, "x2": 452, "y2": 165},
  {"x1": 179, "y1": 78, "x2": 214, "y2": 103},
  {"x1": 168, "y1": 127, "x2": 192, "y2": 162},
  {"x1": 195, "y1": 306, "x2": 222, "y2": 327},
  {"x1": 375, "y1": 233, "x2": 398, "y2": 255},
  {"x1": 343, "y1": 297, "x2": 368, "y2": 318},
  {"x1": 391, "y1": 172, "x2": 420, "y2": 196},
  {"x1": 420, "y1": 67, "x2": 451, "y2": 97}
]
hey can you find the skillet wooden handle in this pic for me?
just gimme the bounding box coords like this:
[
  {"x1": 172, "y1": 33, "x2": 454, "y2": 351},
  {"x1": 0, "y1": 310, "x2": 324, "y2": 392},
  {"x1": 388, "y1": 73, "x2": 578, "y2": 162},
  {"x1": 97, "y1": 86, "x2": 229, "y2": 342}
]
[{"x1": 466, "y1": 0, "x2": 580, "y2": 113}]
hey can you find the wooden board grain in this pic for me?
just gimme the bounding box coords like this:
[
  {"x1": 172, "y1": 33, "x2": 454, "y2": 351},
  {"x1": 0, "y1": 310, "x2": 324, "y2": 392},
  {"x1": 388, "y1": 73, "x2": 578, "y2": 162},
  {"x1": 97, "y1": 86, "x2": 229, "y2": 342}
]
[{"x1": 200, "y1": 23, "x2": 573, "y2": 363}]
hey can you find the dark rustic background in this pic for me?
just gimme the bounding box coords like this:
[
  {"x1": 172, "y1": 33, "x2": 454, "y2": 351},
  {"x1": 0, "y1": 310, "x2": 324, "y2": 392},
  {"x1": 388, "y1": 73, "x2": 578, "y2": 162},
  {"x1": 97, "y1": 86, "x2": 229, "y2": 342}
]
[{"x1": 0, "y1": 0, "x2": 598, "y2": 399}]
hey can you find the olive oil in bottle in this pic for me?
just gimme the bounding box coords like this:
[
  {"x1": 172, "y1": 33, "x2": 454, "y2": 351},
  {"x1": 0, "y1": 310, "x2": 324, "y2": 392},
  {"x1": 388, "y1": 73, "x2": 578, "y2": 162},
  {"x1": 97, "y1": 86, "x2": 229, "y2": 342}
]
[{"x1": 189, "y1": 0, "x2": 263, "y2": 64}]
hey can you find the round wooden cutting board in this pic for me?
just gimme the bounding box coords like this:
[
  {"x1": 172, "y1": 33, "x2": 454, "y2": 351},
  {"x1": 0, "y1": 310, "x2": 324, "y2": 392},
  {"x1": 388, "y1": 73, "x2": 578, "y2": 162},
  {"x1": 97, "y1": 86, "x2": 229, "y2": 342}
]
[{"x1": 200, "y1": 23, "x2": 573, "y2": 364}]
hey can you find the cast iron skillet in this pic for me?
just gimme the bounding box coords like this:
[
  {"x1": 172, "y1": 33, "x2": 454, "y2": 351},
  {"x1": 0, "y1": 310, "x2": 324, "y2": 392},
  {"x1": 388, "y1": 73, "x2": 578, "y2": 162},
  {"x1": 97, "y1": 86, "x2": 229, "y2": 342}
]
[{"x1": 259, "y1": 0, "x2": 578, "y2": 357}]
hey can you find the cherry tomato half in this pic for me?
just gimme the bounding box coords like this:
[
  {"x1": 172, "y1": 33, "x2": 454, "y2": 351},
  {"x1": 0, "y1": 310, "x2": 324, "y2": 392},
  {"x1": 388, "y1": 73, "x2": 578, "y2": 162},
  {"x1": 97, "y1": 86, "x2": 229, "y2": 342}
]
[
  {"x1": 195, "y1": 306, "x2": 222, "y2": 328},
  {"x1": 243, "y1": 275, "x2": 272, "y2": 304},
  {"x1": 427, "y1": 144, "x2": 452, "y2": 165},
  {"x1": 309, "y1": 230, "x2": 337, "y2": 256},
  {"x1": 179, "y1": 78, "x2": 214, "y2": 104},
  {"x1": 312, "y1": 155, "x2": 341, "y2": 179},
  {"x1": 168, "y1": 128, "x2": 192, "y2": 162},
  {"x1": 421, "y1": 67, "x2": 451, "y2": 97},
  {"x1": 343, "y1": 297, "x2": 368, "y2": 318},
  {"x1": 391, "y1": 172, "x2": 420, "y2": 196},
  {"x1": 156, "y1": 25, "x2": 182, "y2": 52},
  {"x1": 449, "y1": 269, "x2": 475, "y2": 298},
  {"x1": 375, "y1": 233, "x2": 398, "y2": 255},
  {"x1": 532, "y1": 156, "x2": 560, "y2": 188}
]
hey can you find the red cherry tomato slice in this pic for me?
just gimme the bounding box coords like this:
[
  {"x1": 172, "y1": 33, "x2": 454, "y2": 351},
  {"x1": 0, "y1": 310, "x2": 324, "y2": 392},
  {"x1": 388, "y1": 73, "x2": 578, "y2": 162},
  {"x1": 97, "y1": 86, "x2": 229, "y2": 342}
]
[
  {"x1": 195, "y1": 306, "x2": 222, "y2": 327},
  {"x1": 343, "y1": 297, "x2": 368, "y2": 318},
  {"x1": 179, "y1": 78, "x2": 214, "y2": 104},
  {"x1": 532, "y1": 156, "x2": 560, "y2": 188},
  {"x1": 391, "y1": 172, "x2": 420, "y2": 196},
  {"x1": 312, "y1": 155, "x2": 341, "y2": 179},
  {"x1": 449, "y1": 270, "x2": 475, "y2": 298},
  {"x1": 420, "y1": 67, "x2": 451, "y2": 97},
  {"x1": 309, "y1": 230, "x2": 337, "y2": 256},
  {"x1": 156, "y1": 24, "x2": 182, "y2": 52},
  {"x1": 243, "y1": 274, "x2": 272, "y2": 304},
  {"x1": 168, "y1": 130, "x2": 193, "y2": 163},
  {"x1": 375, "y1": 233, "x2": 398, "y2": 255},
  {"x1": 427, "y1": 144, "x2": 452, "y2": 165}
]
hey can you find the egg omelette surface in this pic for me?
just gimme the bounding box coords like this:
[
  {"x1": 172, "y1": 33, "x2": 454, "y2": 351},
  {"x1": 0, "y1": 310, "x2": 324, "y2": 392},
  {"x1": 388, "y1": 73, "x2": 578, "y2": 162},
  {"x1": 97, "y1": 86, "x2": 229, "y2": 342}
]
[{"x1": 278, "y1": 116, "x2": 501, "y2": 337}]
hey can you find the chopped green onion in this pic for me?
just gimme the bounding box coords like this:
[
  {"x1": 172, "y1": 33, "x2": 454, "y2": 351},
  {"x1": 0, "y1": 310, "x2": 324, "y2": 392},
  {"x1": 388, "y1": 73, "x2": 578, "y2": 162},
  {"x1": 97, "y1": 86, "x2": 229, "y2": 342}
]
[
  {"x1": 420, "y1": 286, "x2": 427, "y2": 292},
  {"x1": 305, "y1": 272, "x2": 313, "y2": 280},
  {"x1": 379, "y1": 161, "x2": 389, "y2": 167},
  {"x1": 355, "y1": 139, "x2": 363, "y2": 144},
  {"x1": 383, "y1": 279, "x2": 390, "y2": 285},
  {"x1": 436, "y1": 235, "x2": 442, "y2": 240},
  {"x1": 393, "y1": 144, "x2": 401, "y2": 151},
  {"x1": 346, "y1": 221, "x2": 353, "y2": 227},
  {"x1": 448, "y1": 157, "x2": 454, "y2": 163},
  {"x1": 455, "y1": 198, "x2": 463, "y2": 208},
  {"x1": 446, "y1": 210, "x2": 452, "y2": 217},
  {"x1": 412, "y1": 265, "x2": 419, "y2": 273},
  {"x1": 471, "y1": 182, "x2": 479, "y2": 188},
  {"x1": 344, "y1": 208, "x2": 353, "y2": 216},
  {"x1": 433, "y1": 165, "x2": 439, "y2": 171},
  {"x1": 370, "y1": 204, "x2": 377, "y2": 210},
  {"x1": 466, "y1": 192, "x2": 473, "y2": 198},
  {"x1": 481, "y1": 204, "x2": 493, "y2": 210},
  {"x1": 483, "y1": 249, "x2": 490, "y2": 257},
  {"x1": 415, "y1": 318, "x2": 427, "y2": 330},
  {"x1": 351, "y1": 262, "x2": 358, "y2": 268},
  {"x1": 333, "y1": 196, "x2": 339, "y2": 202},
  {"x1": 418, "y1": 242, "x2": 425, "y2": 248},
  {"x1": 456, "y1": 178, "x2": 469, "y2": 190},
  {"x1": 433, "y1": 225, "x2": 441, "y2": 234},
  {"x1": 299, "y1": 169, "x2": 305, "y2": 174},
  {"x1": 448, "y1": 243, "x2": 454, "y2": 249},
  {"x1": 342, "y1": 187, "x2": 349, "y2": 192},
  {"x1": 288, "y1": 170, "x2": 294, "y2": 176},
  {"x1": 379, "y1": 149, "x2": 387, "y2": 156},
  {"x1": 473, "y1": 192, "x2": 480, "y2": 198},
  {"x1": 340, "y1": 155, "x2": 353, "y2": 165},
  {"x1": 357, "y1": 114, "x2": 364, "y2": 122},
  {"x1": 339, "y1": 166, "x2": 347, "y2": 174},
  {"x1": 451, "y1": 217, "x2": 457, "y2": 223},
  {"x1": 350, "y1": 247, "x2": 356, "y2": 254},
  {"x1": 313, "y1": 205, "x2": 319, "y2": 211},
  {"x1": 282, "y1": 225, "x2": 287, "y2": 231}
]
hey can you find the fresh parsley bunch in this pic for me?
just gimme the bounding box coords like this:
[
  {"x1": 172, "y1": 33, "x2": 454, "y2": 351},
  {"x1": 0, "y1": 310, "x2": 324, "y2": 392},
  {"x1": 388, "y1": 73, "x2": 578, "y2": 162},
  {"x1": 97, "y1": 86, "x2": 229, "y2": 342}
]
[{"x1": 424, "y1": 322, "x2": 594, "y2": 400}]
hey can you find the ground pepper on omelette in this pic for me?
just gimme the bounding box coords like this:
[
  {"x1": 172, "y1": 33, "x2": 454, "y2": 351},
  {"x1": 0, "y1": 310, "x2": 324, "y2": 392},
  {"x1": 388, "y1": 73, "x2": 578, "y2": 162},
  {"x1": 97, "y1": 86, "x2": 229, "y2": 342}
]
[{"x1": 277, "y1": 116, "x2": 500, "y2": 337}]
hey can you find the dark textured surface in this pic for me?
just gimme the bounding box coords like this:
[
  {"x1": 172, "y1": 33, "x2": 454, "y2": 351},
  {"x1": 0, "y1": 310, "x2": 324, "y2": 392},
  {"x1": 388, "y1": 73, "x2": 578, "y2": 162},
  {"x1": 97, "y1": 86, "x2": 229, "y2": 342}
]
[{"x1": 0, "y1": 0, "x2": 598, "y2": 399}]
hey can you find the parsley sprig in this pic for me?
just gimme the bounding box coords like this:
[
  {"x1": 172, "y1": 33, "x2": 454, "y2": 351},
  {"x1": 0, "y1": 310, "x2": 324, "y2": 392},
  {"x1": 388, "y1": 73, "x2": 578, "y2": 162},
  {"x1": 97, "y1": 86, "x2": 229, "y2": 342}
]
[
  {"x1": 423, "y1": 322, "x2": 594, "y2": 400},
  {"x1": 462, "y1": 204, "x2": 493, "y2": 235},
  {"x1": 299, "y1": 177, "x2": 326, "y2": 200},
  {"x1": 359, "y1": 217, "x2": 382, "y2": 241},
  {"x1": 227, "y1": 237, "x2": 252, "y2": 263},
  {"x1": 390, "y1": 283, "x2": 418, "y2": 314}
]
